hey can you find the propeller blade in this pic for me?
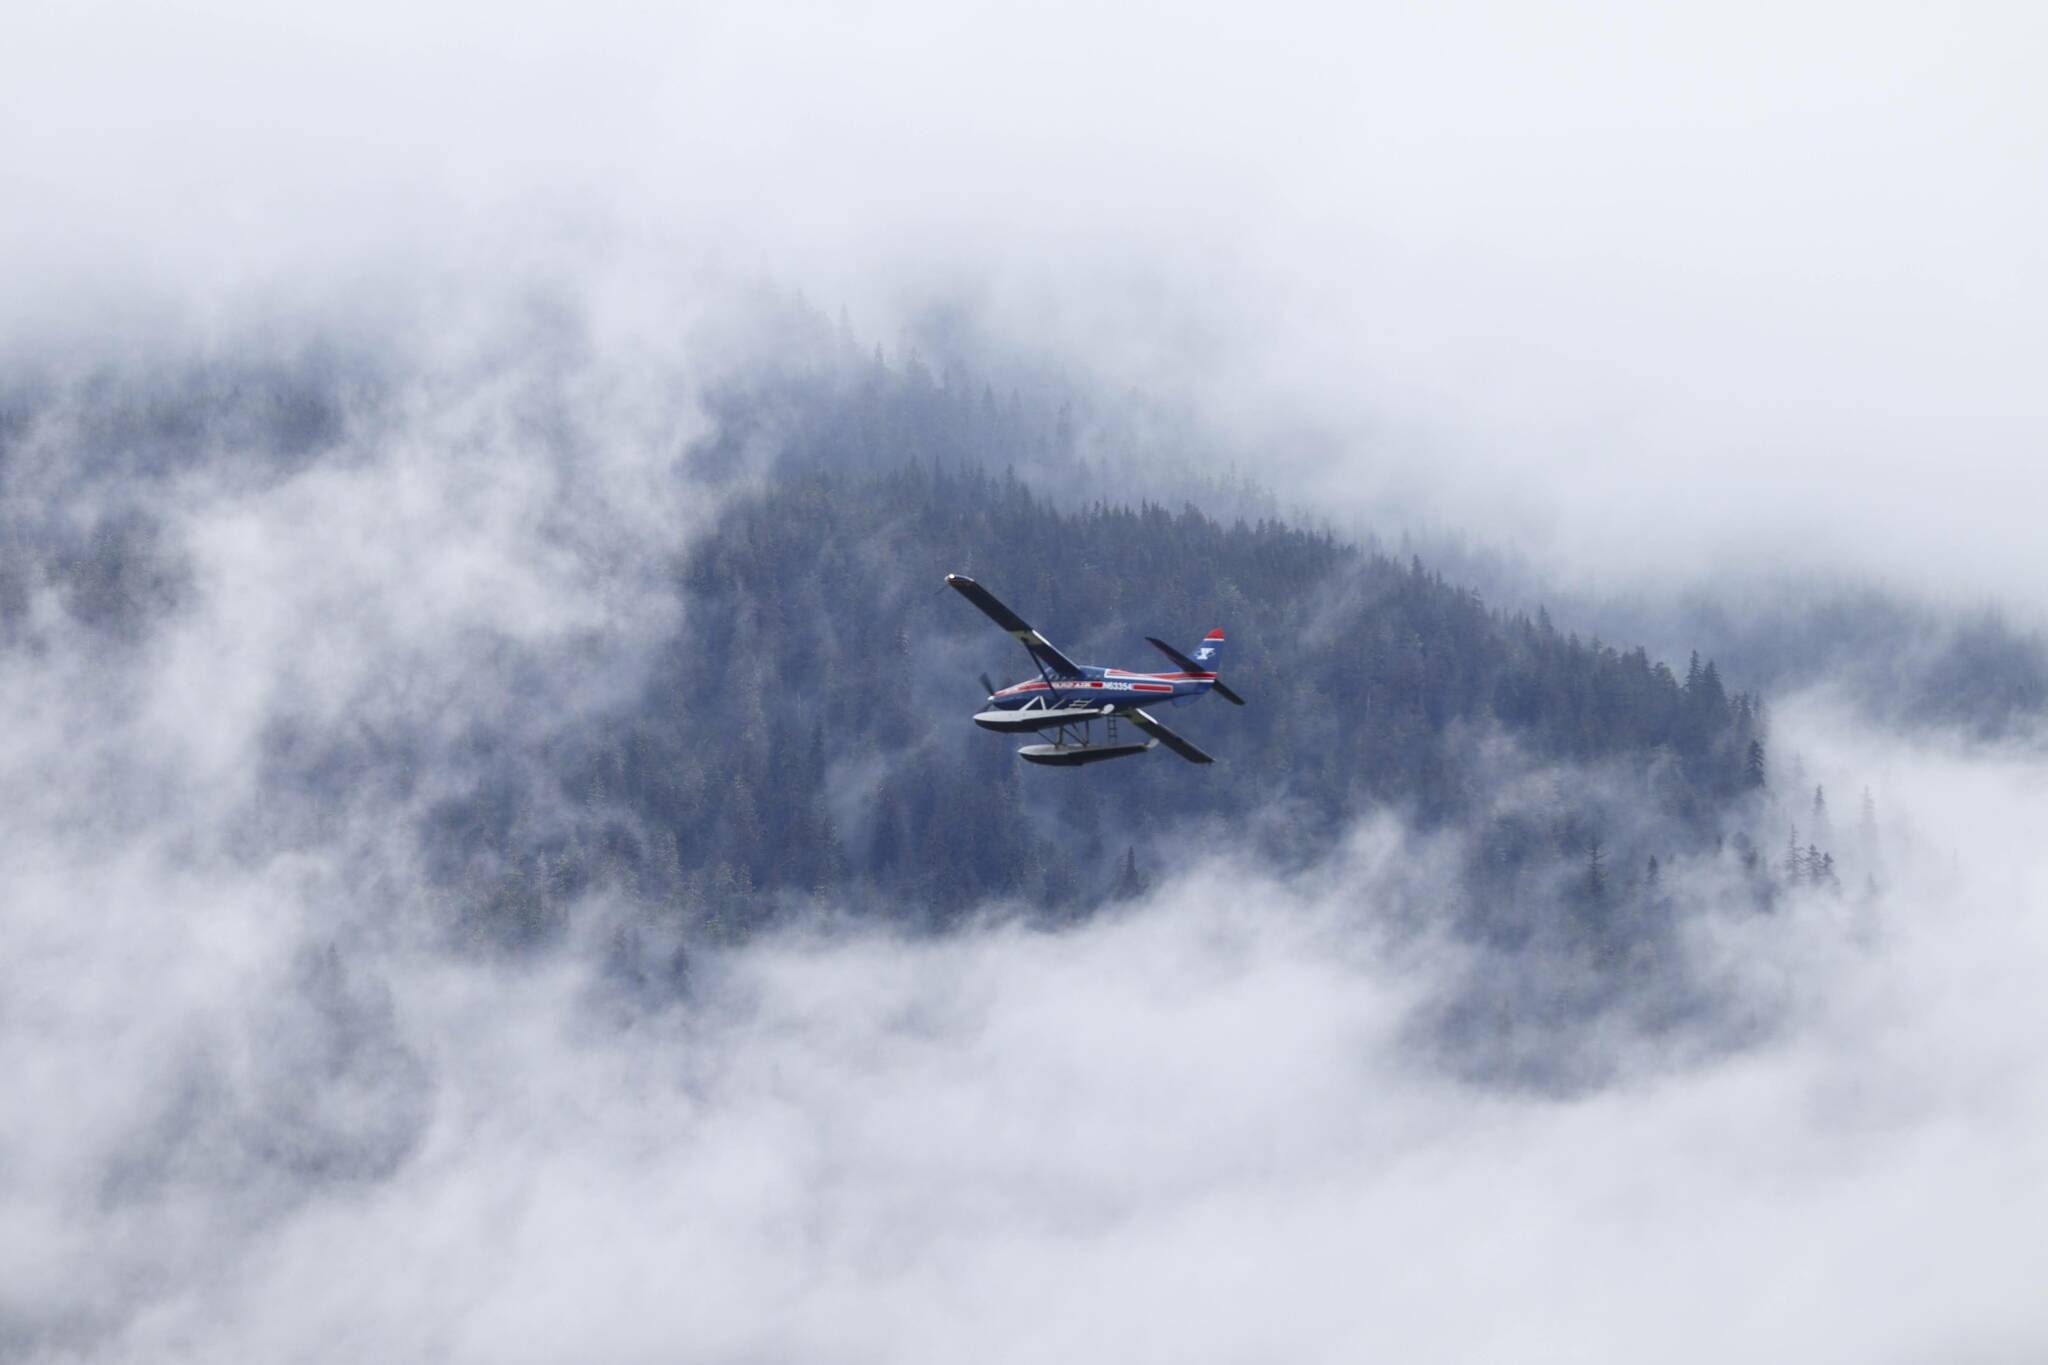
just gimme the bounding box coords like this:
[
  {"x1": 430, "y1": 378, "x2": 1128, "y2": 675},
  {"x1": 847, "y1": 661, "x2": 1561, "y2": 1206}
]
[{"x1": 979, "y1": 672, "x2": 997, "y2": 698}]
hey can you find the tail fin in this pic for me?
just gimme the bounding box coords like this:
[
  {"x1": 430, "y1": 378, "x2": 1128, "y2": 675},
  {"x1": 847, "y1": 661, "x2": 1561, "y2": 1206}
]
[
  {"x1": 1145, "y1": 630, "x2": 1245, "y2": 705},
  {"x1": 1194, "y1": 630, "x2": 1244, "y2": 704}
]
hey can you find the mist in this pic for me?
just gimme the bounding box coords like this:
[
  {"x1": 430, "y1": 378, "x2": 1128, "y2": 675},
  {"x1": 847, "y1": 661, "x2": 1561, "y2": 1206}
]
[
  {"x1": 11, "y1": 685, "x2": 2048, "y2": 1360},
  {"x1": 5, "y1": 2, "x2": 2047, "y2": 1359},
  {"x1": 7, "y1": 0, "x2": 2045, "y2": 602}
]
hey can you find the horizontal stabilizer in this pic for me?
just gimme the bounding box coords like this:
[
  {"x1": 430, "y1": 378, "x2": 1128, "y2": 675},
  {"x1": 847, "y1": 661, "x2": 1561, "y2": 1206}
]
[
  {"x1": 1144, "y1": 636, "x2": 1213, "y2": 676},
  {"x1": 1146, "y1": 634, "x2": 1244, "y2": 705}
]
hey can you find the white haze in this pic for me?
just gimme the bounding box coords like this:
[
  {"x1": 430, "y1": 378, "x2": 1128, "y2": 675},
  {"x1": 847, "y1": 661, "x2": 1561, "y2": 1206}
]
[
  {"x1": 0, "y1": 309, "x2": 718, "y2": 1352},
  {"x1": 5, "y1": 3, "x2": 2048, "y2": 1360},
  {"x1": 4, "y1": 0, "x2": 2045, "y2": 602},
  {"x1": 10, "y1": 687, "x2": 2048, "y2": 1361}
]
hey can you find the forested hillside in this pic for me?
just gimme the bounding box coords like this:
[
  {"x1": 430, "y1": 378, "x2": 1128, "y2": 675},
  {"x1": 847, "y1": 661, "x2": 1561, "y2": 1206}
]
[
  {"x1": 632, "y1": 466, "x2": 1758, "y2": 893},
  {"x1": 414, "y1": 356, "x2": 1769, "y2": 964},
  {"x1": 5, "y1": 335, "x2": 1779, "y2": 979}
]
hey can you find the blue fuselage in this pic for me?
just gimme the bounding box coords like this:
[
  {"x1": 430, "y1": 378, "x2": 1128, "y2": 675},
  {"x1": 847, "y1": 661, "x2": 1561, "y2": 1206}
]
[{"x1": 989, "y1": 663, "x2": 1215, "y2": 712}]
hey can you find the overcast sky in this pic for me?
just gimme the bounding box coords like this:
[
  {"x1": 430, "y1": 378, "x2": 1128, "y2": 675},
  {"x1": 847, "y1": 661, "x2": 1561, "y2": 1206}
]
[
  {"x1": 6, "y1": 0, "x2": 2045, "y2": 599},
  {"x1": 6, "y1": 5, "x2": 2048, "y2": 1360}
]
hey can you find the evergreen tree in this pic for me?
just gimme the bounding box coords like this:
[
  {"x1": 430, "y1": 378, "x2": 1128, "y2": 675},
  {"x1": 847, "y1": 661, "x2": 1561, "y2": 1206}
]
[
  {"x1": 399, "y1": 360, "x2": 1771, "y2": 948},
  {"x1": 1858, "y1": 787, "x2": 1882, "y2": 881},
  {"x1": 1796, "y1": 843, "x2": 1835, "y2": 891},
  {"x1": 1112, "y1": 845, "x2": 1147, "y2": 901}
]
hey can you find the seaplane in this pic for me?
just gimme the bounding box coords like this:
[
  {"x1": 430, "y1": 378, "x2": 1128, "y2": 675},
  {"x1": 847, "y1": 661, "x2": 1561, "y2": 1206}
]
[{"x1": 945, "y1": 573, "x2": 1244, "y2": 766}]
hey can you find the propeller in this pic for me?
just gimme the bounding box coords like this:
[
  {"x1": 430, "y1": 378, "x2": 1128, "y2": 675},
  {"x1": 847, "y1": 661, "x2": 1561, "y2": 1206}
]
[{"x1": 979, "y1": 672, "x2": 997, "y2": 699}]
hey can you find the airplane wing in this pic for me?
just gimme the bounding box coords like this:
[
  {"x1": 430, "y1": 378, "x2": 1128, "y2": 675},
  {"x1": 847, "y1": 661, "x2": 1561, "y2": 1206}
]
[
  {"x1": 1122, "y1": 705, "x2": 1215, "y2": 764},
  {"x1": 945, "y1": 575, "x2": 1084, "y2": 679}
]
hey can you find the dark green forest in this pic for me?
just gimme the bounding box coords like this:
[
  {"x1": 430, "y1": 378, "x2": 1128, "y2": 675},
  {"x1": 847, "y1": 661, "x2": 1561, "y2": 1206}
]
[
  {"x1": 1, "y1": 332, "x2": 1950, "y2": 993},
  {"x1": 410, "y1": 357, "x2": 1771, "y2": 966}
]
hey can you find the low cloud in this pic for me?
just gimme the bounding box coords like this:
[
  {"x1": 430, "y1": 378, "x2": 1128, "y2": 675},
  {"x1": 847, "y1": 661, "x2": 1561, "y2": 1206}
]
[
  {"x1": 7, "y1": 671, "x2": 2047, "y2": 1360},
  {"x1": 5, "y1": 304, "x2": 2038, "y2": 1357},
  {"x1": 0, "y1": 296, "x2": 720, "y2": 1354},
  {"x1": 4, "y1": 6, "x2": 2044, "y2": 1356},
  {"x1": 5, "y1": 1, "x2": 2043, "y2": 605}
]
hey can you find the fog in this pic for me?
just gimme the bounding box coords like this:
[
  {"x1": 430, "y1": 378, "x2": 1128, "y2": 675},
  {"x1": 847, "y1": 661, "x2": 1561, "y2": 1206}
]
[
  {"x1": 11, "y1": 685, "x2": 2048, "y2": 1360},
  {"x1": 6, "y1": 3, "x2": 2047, "y2": 1359},
  {"x1": 7, "y1": 0, "x2": 2044, "y2": 600}
]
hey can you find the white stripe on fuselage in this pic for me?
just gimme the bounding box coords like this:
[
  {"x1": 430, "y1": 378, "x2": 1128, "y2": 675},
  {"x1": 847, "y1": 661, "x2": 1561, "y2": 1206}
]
[{"x1": 998, "y1": 679, "x2": 1197, "y2": 697}]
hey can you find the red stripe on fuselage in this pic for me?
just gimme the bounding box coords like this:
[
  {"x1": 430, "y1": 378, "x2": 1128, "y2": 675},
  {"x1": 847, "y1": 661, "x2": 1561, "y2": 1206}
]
[{"x1": 998, "y1": 677, "x2": 1201, "y2": 696}]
